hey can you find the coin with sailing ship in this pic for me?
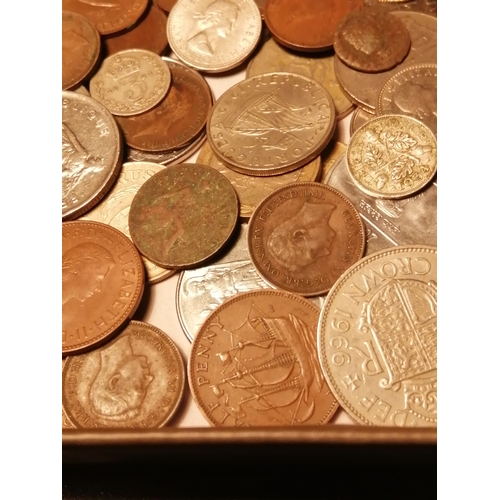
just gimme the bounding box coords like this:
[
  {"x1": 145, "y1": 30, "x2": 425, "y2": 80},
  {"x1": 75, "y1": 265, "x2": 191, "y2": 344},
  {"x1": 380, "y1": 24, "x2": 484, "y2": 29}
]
[{"x1": 189, "y1": 290, "x2": 339, "y2": 426}]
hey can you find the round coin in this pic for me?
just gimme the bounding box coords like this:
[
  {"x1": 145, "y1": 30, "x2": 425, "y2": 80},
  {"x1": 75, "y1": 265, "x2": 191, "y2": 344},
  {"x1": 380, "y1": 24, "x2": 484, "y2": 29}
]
[
  {"x1": 90, "y1": 49, "x2": 171, "y2": 116},
  {"x1": 248, "y1": 182, "x2": 366, "y2": 297},
  {"x1": 167, "y1": 0, "x2": 262, "y2": 73},
  {"x1": 189, "y1": 290, "x2": 339, "y2": 426},
  {"x1": 349, "y1": 106, "x2": 373, "y2": 136},
  {"x1": 207, "y1": 72, "x2": 336, "y2": 176},
  {"x1": 62, "y1": 320, "x2": 185, "y2": 428},
  {"x1": 347, "y1": 114, "x2": 437, "y2": 199},
  {"x1": 62, "y1": 91, "x2": 122, "y2": 221},
  {"x1": 128, "y1": 163, "x2": 239, "y2": 268},
  {"x1": 317, "y1": 245, "x2": 437, "y2": 427},
  {"x1": 62, "y1": 221, "x2": 145, "y2": 356}
]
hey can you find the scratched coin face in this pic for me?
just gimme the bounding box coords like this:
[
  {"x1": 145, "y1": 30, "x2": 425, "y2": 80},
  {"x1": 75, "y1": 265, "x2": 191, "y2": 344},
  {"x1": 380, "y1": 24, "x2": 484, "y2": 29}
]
[{"x1": 317, "y1": 246, "x2": 437, "y2": 427}]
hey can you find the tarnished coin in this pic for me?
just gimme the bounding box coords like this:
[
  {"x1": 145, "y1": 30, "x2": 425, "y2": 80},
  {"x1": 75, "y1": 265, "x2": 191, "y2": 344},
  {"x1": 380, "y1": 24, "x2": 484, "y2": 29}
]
[
  {"x1": 62, "y1": 321, "x2": 185, "y2": 428},
  {"x1": 318, "y1": 246, "x2": 437, "y2": 427},
  {"x1": 62, "y1": 0, "x2": 149, "y2": 35},
  {"x1": 333, "y1": 9, "x2": 411, "y2": 73},
  {"x1": 62, "y1": 91, "x2": 122, "y2": 221},
  {"x1": 264, "y1": 0, "x2": 364, "y2": 52},
  {"x1": 62, "y1": 221, "x2": 145, "y2": 356},
  {"x1": 377, "y1": 63, "x2": 437, "y2": 136},
  {"x1": 189, "y1": 290, "x2": 339, "y2": 426},
  {"x1": 364, "y1": 0, "x2": 437, "y2": 17},
  {"x1": 347, "y1": 115, "x2": 437, "y2": 199},
  {"x1": 155, "y1": 0, "x2": 176, "y2": 12},
  {"x1": 320, "y1": 139, "x2": 347, "y2": 182},
  {"x1": 248, "y1": 182, "x2": 365, "y2": 297},
  {"x1": 349, "y1": 107, "x2": 373, "y2": 136},
  {"x1": 197, "y1": 141, "x2": 322, "y2": 218},
  {"x1": 128, "y1": 163, "x2": 239, "y2": 269},
  {"x1": 207, "y1": 72, "x2": 336, "y2": 176},
  {"x1": 80, "y1": 162, "x2": 176, "y2": 284},
  {"x1": 246, "y1": 36, "x2": 354, "y2": 120},
  {"x1": 62, "y1": 11, "x2": 101, "y2": 90},
  {"x1": 90, "y1": 49, "x2": 171, "y2": 116},
  {"x1": 116, "y1": 59, "x2": 212, "y2": 151},
  {"x1": 62, "y1": 359, "x2": 76, "y2": 429},
  {"x1": 167, "y1": 0, "x2": 262, "y2": 73}
]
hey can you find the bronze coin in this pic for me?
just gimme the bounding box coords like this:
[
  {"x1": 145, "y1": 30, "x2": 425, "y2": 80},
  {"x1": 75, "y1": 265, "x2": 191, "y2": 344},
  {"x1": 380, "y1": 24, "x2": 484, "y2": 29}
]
[
  {"x1": 62, "y1": 0, "x2": 149, "y2": 35},
  {"x1": 188, "y1": 290, "x2": 339, "y2": 426},
  {"x1": 62, "y1": 320, "x2": 185, "y2": 428},
  {"x1": 248, "y1": 182, "x2": 366, "y2": 297},
  {"x1": 264, "y1": 0, "x2": 364, "y2": 52},
  {"x1": 62, "y1": 221, "x2": 145, "y2": 356},
  {"x1": 116, "y1": 60, "x2": 212, "y2": 152},
  {"x1": 333, "y1": 8, "x2": 411, "y2": 73},
  {"x1": 154, "y1": 0, "x2": 176, "y2": 12},
  {"x1": 62, "y1": 11, "x2": 101, "y2": 90},
  {"x1": 103, "y1": 3, "x2": 169, "y2": 56},
  {"x1": 128, "y1": 163, "x2": 239, "y2": 269}
]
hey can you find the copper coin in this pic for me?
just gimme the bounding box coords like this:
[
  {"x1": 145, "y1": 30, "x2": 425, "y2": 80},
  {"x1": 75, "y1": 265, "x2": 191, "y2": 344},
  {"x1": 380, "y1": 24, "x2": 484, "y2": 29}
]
[
  {"x1": 62, "y1": 221, "x2": 145, "y2": 356},
  {"x1": 116, "y1": 59, "x2": 212, "y2": 152},
  {"x1": 103, "y1": 3, "x2": 169, "y2": 56},
  {"x1": 264, "y1": 0, "x2": 364, "y2": 52},
  {"x1": 154, "y1": 0, "x2": 176, "y2": 12},
  {"x1": 248, "y1": 182, "x2": 366, "y2": 297},
  {"x1": 188, "y1": 290, "x2": 339, "y2": 426},
  {"x1": 62, "y1": 11, "x2": 101, "y2": 90},
  {"x1": 349, "y1": 106, "x2": 373, "y2": 135},
  {"x1": 62, "y1": 0, "x2": 149, "y2": 35},
  {"x1": 128, "y1": 163, "x2": 239, "y2": 269},
  {"x1": 62, "y1": 320, "x2": 185, "y2": 428}
]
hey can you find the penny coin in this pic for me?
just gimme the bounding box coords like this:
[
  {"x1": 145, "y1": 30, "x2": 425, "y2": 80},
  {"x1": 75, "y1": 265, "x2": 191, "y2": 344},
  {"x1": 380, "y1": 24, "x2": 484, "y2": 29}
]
[
  {"x1": 80, "y1": 162, "x2": 176, "y2": 285},
  {"x1": 103, "y1": 3, "x2": 169, "y2": 56},
  {"x1": 246, "y1": 36, "x2": 354, "y2": 120},
  {"x1": 349, "y1": 107, "x2": 373, "y2": 136},
  {"x1": 62, "y1": 91, "x2": 122, "y2": 221},
  {"x1": 377, "y1": 63, "x2": 437, "y2": 136},
  {"x1": 62, "y1": 320, "x2": 185, "y2": 428},
  {"x1": 90, "y1": 49, "x2": 171, "y2": 116},
  {"x1": 319, "y1": 139, "x2": 347, "y2": 183},
  {"x1": 128, "y1": 163, "x2": 239, "y2": 269},
  {"x1": 197, "y1": 141, "x2": 322, "y2": 218},
  {"x1": 189, "y1": 290, "x2": 339, "y2": 426},
  {"x1": 333, "y1": 9, "x2": 411, "y2": 73},
  {"x1": 318, "y1": 245, "x2": 437, "y2": 427},
  {"x1": 248, "y1": 182, "x2": 366, "y2": 297},
  {"x1": 62, "y1": 221, "x2": 145, "y2": 356},
  {"x1": 167, "y1": 0, "x2": 262, "y2": 73},
  {"x1": 264, "y1": 0, "x2": 365, "y2": 52},
  {"x1": 154, "y1": 0, "x2": 177, "y2": 12},
  {"x1": 116, "y1": 59, "x2": 212, "y2": 152},
  {"x1": 62, "y1": 0, "x2": 149, "y2": 35},
  {"x1": 62, "y1": 11, "x2": 101, "y2": 90},
  {"x1": 364, "y1": 0, "x2": 437, "y2": 17},
  {"x1": 347, "y1": 114, "x2": 437, "y2": 199},
  {"x1": 207, "y1": 72, "x2": 336, "y2": 176}
]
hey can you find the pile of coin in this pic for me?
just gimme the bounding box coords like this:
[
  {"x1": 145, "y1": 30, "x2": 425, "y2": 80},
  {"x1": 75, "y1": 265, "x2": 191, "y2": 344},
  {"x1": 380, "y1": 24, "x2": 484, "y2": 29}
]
[{"x1": 62, "y1": 0, "x2": 437, "y2": 430}]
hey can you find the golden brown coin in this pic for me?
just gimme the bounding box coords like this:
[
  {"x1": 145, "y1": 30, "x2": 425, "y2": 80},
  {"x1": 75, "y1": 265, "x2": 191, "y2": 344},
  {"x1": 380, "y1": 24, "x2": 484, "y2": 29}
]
[
  {"x1": 62, "y1": 320, "x2": 185, "y2": 428},
  {"x1": 128, "y1": 163, "x2": 239, "y2": 269},
  {"x1": 154, "y1": 0, "x2": 176, "y2": 12},
  {"x1": 189, "y1": 290, "x2": 339, "y2": 426},
  {"x1": 62, "y1": 221, "x2": 145, "y2": 356},
  {"x1": 116, "y1": 59, "x2": 212, "y2": 152},
  {"x1": 349, "y1": 107, "x2": 373, "y2": 136},
  {"x1": 62, "y1": 0, "x2": 149, "y2": 35},
  {"x1": 319, "y1": 139, "x2": 347, "y2": 182},
  {"x1": 318, "y1": 245, "x2": 437, "y2": 427},
  {"x1": 62, "y1": 11, "x2": 101, "y2": 90},
  {"x1": 347, "y1": 114, "x2": 437, "y2": 199},
  {"x1": 264, "y1": 0, "x2": 365, "y2": 52},
  {"x1": 248, "y1": 182, "x2": 366, "y2": 297}
]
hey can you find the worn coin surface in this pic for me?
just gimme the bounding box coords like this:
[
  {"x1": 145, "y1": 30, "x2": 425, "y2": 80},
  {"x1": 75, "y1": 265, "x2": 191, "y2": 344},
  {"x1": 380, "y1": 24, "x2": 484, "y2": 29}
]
[
  {"x1": 189, "y1": 290, "x2": 339, "y2": 426},
  {"x1": 62, "y1": 11, "x2": 101, "y2": 90},
  {"x1": 62, "y1": 221, "x2": 145, "y2": 356},
  {"x1": 318, "y1": 245, "x2": 437, "y2": 427},
  {"x1": 80, "y1": 162, "x2": 176, "y2": 284},
  {"x1": 62, "y1": 91, "x2": 122, "y2": 221},
  {"x1": 167, "y1": 0, "x2": 262, "y2": 72},
  {"x1": 129, "y1": 163, "x2": 239, "y2": 268},
  {"x1": 62, "y1": 321, "x2": 185, "y2": 428},
  {"x1": 248, "y1": 182, "x2": 365, "y2": 297},
  {"x1": 90, "y1": 49, "x2": 171, "y2": 116},
  {"x1": 347, "y1": 115, "x2": 437, "y2": 199},
  {"x1": 208, "y1": 72, "x2": 336, "y2": 176},
  {"x1": 349, "y1": 107, "x2": 373, "y2": 136}
]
